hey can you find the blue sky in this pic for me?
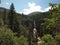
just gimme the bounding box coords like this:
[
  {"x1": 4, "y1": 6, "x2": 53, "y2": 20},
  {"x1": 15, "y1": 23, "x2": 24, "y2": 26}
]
[{"x1": 0, "y1": 0, "x2": 60, "y2": 15}]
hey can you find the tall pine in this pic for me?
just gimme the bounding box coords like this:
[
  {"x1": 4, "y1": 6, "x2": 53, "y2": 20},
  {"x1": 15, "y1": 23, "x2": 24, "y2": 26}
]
[{"x1": 8, "y1": 3, "x2": 20, "y2": 36}]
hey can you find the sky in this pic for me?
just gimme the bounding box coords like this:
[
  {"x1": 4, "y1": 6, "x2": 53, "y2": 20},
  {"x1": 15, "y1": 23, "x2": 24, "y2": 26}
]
[{"x1": 0, "y1": 0, "x2": 60, "y2": 15}]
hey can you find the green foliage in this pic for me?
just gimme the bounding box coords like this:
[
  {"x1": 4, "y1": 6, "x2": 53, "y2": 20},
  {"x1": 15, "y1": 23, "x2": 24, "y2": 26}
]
[
  {"x1": 0, "y1": 27, "x2": 16, "y2": 45},
  {"x1": 38, "y1": 34, "x2": 57, "y2": 45},
  {"x1": 42, "y1": 34, "x2": 53, "y2": 42},
  {"x1": 0, "y1": 27, "x2": 28, "y2": 45},
  {"x1": 38, "y1": 3, "x2": 60, "y2": 45},
  {"x1": 55, "y1": 33, "x2": 60, "y2": 45},
  {"x1": 19, "y1": 25, "x2": 29, "y2": 37},
  {"x1": 18, "y1": 36, "x2": 28, "y2": 45},
  {"x1": 55, "y1": 33, "x2": 60, "y2": 41},
  {"x1": 0, "y1": 2, "x2": 60, "y2": 45}
]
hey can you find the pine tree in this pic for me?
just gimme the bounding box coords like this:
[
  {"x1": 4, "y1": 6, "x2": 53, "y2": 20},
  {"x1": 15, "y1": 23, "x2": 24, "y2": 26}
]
[{"x1": 8, "y1": 3, "x2": 20, "y2": 36}]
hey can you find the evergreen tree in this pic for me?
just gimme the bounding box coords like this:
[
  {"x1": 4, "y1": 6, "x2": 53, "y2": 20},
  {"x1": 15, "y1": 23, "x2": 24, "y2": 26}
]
[{"x1": 8, "y1": 3, "x2": 20, "y2": 36}]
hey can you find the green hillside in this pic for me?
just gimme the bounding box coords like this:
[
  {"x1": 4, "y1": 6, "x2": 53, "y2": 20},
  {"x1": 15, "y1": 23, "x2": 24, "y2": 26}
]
[{"x1": 0, "y1": 3, "x2": 60, "y2": 45}]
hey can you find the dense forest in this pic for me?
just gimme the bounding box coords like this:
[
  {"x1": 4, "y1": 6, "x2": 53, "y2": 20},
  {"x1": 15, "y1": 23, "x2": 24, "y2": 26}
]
[{"x1": 0, "y1": 3, "x2": 60, "y2": 45}]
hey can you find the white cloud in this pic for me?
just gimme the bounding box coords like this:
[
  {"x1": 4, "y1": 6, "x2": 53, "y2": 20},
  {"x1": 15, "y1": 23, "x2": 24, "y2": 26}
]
[
  {"x1": 44, "y1": 7, "x2": 51, "y2": 11},
  {"x1": 19, "y1": 2, "x2": 51, "y2": 15}
]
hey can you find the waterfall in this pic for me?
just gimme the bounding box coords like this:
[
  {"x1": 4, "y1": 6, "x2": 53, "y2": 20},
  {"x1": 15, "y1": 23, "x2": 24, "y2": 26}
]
[{"x1": 33, "y1": 21, "x2": 37, "y2": 36}]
